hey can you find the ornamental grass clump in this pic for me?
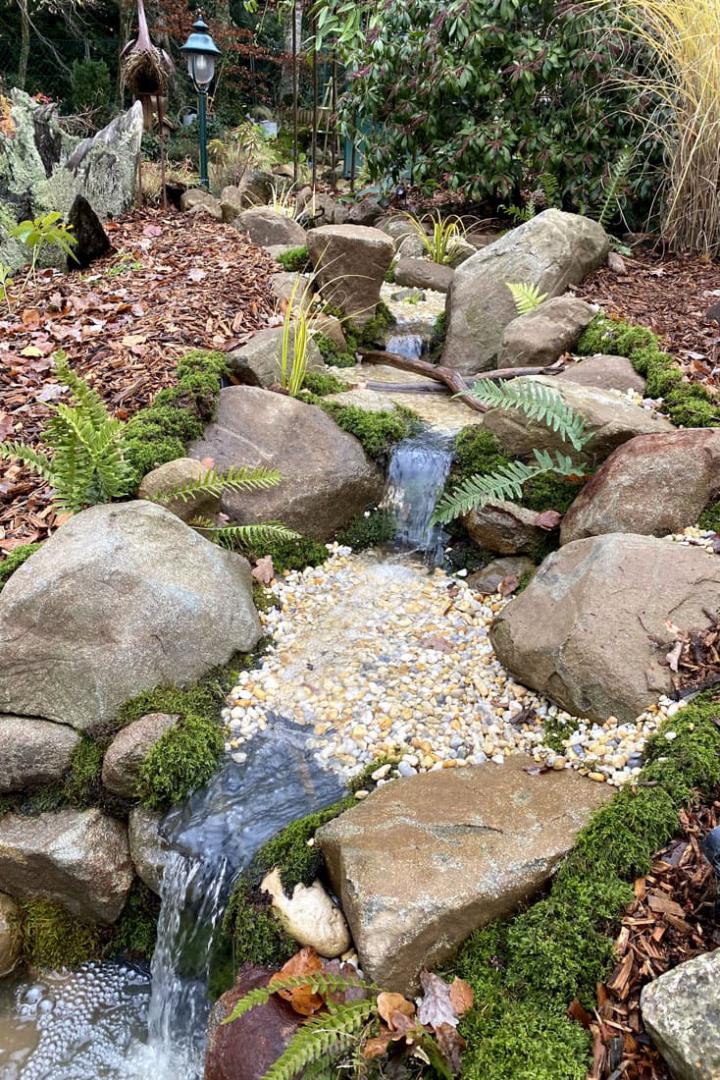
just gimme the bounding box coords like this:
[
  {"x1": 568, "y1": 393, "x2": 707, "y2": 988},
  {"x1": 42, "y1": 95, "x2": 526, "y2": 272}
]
[{"x1": 588, "y1": 0, "x2": 720, "y2": 255}]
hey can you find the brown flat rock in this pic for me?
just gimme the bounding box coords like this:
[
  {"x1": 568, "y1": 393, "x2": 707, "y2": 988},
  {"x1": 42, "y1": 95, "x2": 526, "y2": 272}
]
[{"x1": 317, "y1": 756, "x2": 611, "y2": 992}]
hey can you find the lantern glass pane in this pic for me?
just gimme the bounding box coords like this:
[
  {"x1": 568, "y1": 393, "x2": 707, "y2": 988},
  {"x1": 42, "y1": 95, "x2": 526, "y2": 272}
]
[{"x1": 192, "y1": 53, "x2": 215, "y2": 86}]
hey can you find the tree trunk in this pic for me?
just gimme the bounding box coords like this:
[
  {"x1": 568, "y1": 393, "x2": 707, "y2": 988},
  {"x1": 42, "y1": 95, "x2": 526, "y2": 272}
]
[
  {"x1": 17, "y1": 0, "x2": 30, "y2": 91},
  {"x1": 279, "y1": 0, "x2": 302, "y2": 103}
]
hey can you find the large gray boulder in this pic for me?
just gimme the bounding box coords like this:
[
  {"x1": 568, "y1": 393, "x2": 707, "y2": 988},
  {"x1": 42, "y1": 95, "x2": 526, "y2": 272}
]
[
  {"x1": 483, "y1": 375, "x2": 673, "y2": 464},
  {"x1": 561, "y1": 430, "x2": 720, "y2": 544},
  {"x1": 498, "y1": 296, "x2": 596, "y2": 368},
  {"x1": 490, "y1": 534, "x2": 720, "y2": 722},
  {"x1": 463, "y1": 501, "x2": 557, "y2": 555},
  {"x1": 227, "y1": 326, "x2": 324, "y2": 389},
  {"x1": 0, "y1": 809, "x2": 133, "y2": 923},
  {"x1": 317, "y1": 756, "x2": 611, "y2": 992},
  {"x1": 180, "y1": 188, "x2": 222, "y2": 220},
  {"x1": 0, "y1": 502, "x2": 261, "y2": 733},
  {"x1": 102, "y1": 713, "x2": 180, "y2": 798},
  {"x1": 642, "y1": 949, "x2": 720, "y2": 1080},
  {"x1": 234, "y1": 207, "x2": 306, "y2": 248},
  {"x1": 0, "y1": 716, "x2": 80, "y2": 794},
  {"x1": 307, "y1": 224, "x2": 394, "y2": 323},
  {"x1": 393, "y1": 258, "x2": 454, "y2": 294},
  {"x1": 190, "y1": 386, "x2": 384, "y2": 541},
  {"x1": 443, "y1": 210, "x2": 609, "y2": 374}
]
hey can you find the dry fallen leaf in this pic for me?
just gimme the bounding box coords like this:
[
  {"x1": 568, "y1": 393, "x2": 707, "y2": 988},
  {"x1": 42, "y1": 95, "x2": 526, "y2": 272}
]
[
  {"x1": 417, "y1": 971, "x2": 458, "y2": 1030},
  {"x1": 362, "y1": 1029, "x2": 393, "y2": 1060},
  {"x1": 435, "y1": 1023, "x2": 466, "y2": 1073},
  {"x1": 271, "y1": 947, "x2": 324, "y2": 1016},
  {"x1": 252, "y1": 555, "x2": 275, "y2": 585},
  {"x1": 377, "y1": 991, "x2": 415, "y2": 1027},
  {"x1": 448, "y1": 977, "x2": 474, "y2": 1018}
]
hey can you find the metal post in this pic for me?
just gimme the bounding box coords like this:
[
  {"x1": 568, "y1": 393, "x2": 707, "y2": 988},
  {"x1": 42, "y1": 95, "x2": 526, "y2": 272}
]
[{"x1": 198, "y1": 88, "x2": 209, "y2": 189}]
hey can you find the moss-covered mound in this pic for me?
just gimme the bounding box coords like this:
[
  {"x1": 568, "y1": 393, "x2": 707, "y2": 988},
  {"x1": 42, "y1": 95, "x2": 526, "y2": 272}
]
[
  {"x1": 455, "y1": 691, "x2": 720, "y2": 1079},
  {"x1": 337, "y1": 508, "x2": 396, "y2": 551},
  {"x1": 578, "y1": 314, "x2": 720, "y2": 429},
  {"x1": 320, "y1": 402, "x2": 419, "y2": 463},
  {"x1": 276, "y1": 245, "x2": 310, "y2": 273},
  {"x1": 0, "y1": 543, "x2": 42, "y2": 592},
  {"x1": 124, "y1": 348, "x2": 228, "y2": 489}
]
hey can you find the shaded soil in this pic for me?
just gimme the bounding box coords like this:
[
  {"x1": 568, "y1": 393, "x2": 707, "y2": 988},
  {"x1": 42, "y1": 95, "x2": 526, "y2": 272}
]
[
  {"x1": 0, "y1": 207, "x2": 275, "y2": 553},
  {"x1": 590, "y1": 793, "x2": 720, "y2": 1079},
  {"x1": 576, "y1": 252, "x2": 720, "y2": 388}
]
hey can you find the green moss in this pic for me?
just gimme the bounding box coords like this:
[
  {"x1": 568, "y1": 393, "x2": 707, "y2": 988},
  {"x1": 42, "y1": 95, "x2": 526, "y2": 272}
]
[
  {"x1": 384, "y1": 263, "x2": 396, "y2": 284},
  {"x1": 577, "y1": 314, "x2": 720, "y2": 428},
  {"x1": 300, "y1": 370, "x2": 349, "y2": 397},
  {"x1": 521, "y1": 471, "x2": 584, "y2": 515},
  {"x1": 63, "y1": 737, "x2": 105, "y2": 808},
  {"x1": 137, "y1": 713, "x2": 224, "y2": 810},
  {"x1": 453, "y1": 690, "x2": 720, "y2": 1078},
  {"x1": 336, "y1": 508, "x2": 396, "y2": 550},
  {"x1": 451, "y1": 427, "x2": 511, "y2": 485},
  {"x1": 125, "y1": 348, "x2": 228, "y2": 489},
  {"x1": 252, "y1": 582, "x2": 279, "y2": 614},
  {"x1": 429, "y1": 311, "x2": 447, "y2": 362},
  {"x1": 0, "y1": 543, "x2": 42, "y2": 592},
  {"x1": 321, "y1": 403, "x2": 420, "y2": 461},
  {"x1": 276, "y1": 245, "x2": 310, "y2": 272},
  {"x1": 250, "y1": 533, "x2": 329, "y2": 574},
  {"x1": 699, "y1": 500, "x2": 720, "y2": 532},
  {"x1": 21, "y1": 899, "x2": 103, "y2": 968},
  {"x1": 314, "y1": 331, "x2": 358, "y2": 369},
  {"x1": 106, "y1": 881, "x2": 159, "y2": 960}
]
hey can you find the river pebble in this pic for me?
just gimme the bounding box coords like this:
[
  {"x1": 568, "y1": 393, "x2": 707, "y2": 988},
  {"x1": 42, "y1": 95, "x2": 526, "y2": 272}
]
[{"x1": 224, "y1": 547, "x2": 671, "y2": 787}]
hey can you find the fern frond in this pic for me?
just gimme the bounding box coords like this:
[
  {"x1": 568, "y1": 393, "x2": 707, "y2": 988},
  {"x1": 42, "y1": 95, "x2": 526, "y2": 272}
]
[
  {"x1": 263, "y1": 999, "x2": 376, "y2": 1080},
  {"x1": 52, "y1": 352, "x2": 108, "y2": 429},
  {"x1": 222, "y1": 972, "x2": 375, "y2": 1026},
  {"x1": 432, "y1": 448, "x2": 585, "y2": 524},
  {"x1": 470, "y1": 379, "x2": 590, "y2": 451},
  {"x1": 0, "y1": 441, "x2": 54, "y2": 481},
  {"x1": 191, "y1": 522, "x2": 300, "y2": 549},
  {"x1": 154, "y1": 465, "x2": 283, "y2": 505},
  {"x1": 598, "y1": 148, "x2": 634, "y2": 229},
  {"x1": 507, "y1": 282, "x2": 548, "y2": 315}
]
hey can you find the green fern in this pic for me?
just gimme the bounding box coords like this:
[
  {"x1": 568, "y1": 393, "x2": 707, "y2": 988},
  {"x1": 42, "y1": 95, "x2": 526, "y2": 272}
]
[
  {"x1": 152, "y1": 465, "x2": 282, "y2": 505},
  {"x1": 432, "y1": 449, "x2": 579, "y2": 524},
  {"x1": 191, "y1": 521, "x2": 300, "y2": 549},
  {"x1": 507, "y1": 282, "x2": 548, "y2": 316},
  {"x1": 222, "y1": 972, "x2": 376, "y2": 1025},
  {"x1": 598, "y1": 148, "x2": 634, "y2": 229},
  {"x1": 471, "y1": 379, "x2": 590, "y2": 452},
  {"x1": 264, "y1": 1000, "x2": 376, "y2": 1080},
  {"x1": 0, "y1": 353, "x2": 131, "y2": 513}
]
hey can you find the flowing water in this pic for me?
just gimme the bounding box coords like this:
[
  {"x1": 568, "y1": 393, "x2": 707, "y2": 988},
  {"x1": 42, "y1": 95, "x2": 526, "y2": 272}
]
[
  {"x1": 0, "y1": 724, "x2": 345, "y2": 1080},
  {"x1": 383, "y1": 430, "x2": 453, "y2": 564}
]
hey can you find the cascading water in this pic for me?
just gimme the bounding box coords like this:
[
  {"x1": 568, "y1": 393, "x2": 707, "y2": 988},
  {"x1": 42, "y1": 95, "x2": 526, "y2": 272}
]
[
  {"x1": 383, "y1": 429, "x2": 454, "y2": 564},
  {"x1": 1, "y1": 722, "x2": 345, "y2": 1080},
  {"x1": 386, "y1": 331, "x2": 424, "y2": 360}
]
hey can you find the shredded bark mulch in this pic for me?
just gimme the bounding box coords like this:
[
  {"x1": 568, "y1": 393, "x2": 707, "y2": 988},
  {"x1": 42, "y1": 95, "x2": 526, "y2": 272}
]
[
  {"x1": 0, "y1": 206, "x2": 276, "y2": 553},
  {"x1": 583, "y1": 795, "x2": 720, "y2": 1079},
  {"x1": 576, "y1": 251, "x2": 720, "y2": 390}
]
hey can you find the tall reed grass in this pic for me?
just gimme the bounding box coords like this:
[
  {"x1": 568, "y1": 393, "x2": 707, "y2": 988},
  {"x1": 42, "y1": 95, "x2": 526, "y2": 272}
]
[{"x1": 589, "y1": 0, "x2": 720, "y2": 255}]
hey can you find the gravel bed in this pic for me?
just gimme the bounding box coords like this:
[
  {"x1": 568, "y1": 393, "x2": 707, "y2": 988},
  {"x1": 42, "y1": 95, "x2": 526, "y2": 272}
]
[{"x1": 223, "y1": 546, "x2": 675, "y2": 788}]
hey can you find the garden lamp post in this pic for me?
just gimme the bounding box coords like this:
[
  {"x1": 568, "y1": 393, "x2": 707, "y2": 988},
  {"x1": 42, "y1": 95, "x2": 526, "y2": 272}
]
[{"x1": 180, "y1": 17, "x2": 221, "y2": 189}]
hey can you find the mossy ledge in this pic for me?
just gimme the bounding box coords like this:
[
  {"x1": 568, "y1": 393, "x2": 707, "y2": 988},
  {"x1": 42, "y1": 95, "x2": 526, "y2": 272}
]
[
  {"x1": 578, "y1": 313, "x2": 720, "y2": 428},
  {"x1": 454, "y1": 691, "x2": 720, "y2": 1080},
  {"x1": 320, "y1": 402, "x2": 420, "y2": 463}
]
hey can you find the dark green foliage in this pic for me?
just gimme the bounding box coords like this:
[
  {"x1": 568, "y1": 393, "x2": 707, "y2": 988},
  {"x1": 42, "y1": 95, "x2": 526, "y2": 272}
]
[
  {"x1": 577, "y1": 315, "x2": 720, "y2": 428},
  {"x1": 247, "y1": 799, "x2": 354, "y2": 894},
  {"x1": 21, "y1": 899, "x2": 103, "y2": 968},
  {"x1": 452, "y1": 427, "x2": 511, "y2": 485},
  {"x1": 335, "y1": 0, "x2": 655, "y2": 220},
  {"x1": 454, "y1": 691, "x2": 720, "y2": 1079},
  {"x1": 137, "y1": 713, "x2": 224, "y2": 810},
  {"x1": 70, "y1": 58, "x2": 111, "y2": 116},
  {"x1": 321, "y1": 403, "x2": 419, "y2": 461},
  {"x1": 124, "y1": 349, "x2": 228, "y2": 488},
  {"x1": 301, "y1": 370, "x2": 349, "y2": 397},
  {"x1": 520, "y1": 471, "x2": 583, "y2": 515},
  {"x1": 276, "y1": 245, "x2": 310, "y2": 272},
  {"x1": 0, "y1": 543, "x2": 41, "y2": 592},
  {"x1": 107, "y1": 881, "x2": 159, "y2": 960},
  {"x1": 699, "y1": 500, "x2": 720, "y2": 533},
  {"x1": 250, "y1": 533, "x2": 329, "y2": 574},
  {"x1": 336, "y1": 509, "x2": 396, "y2": 551},
  {"x1": 351, "y1": 301, "x2": 396, "y2": 348},
  {"x1": 315, "y1": 333, "x2": 358, "y2": 369},
  {"x1": 221, "y1": 879, "x2": 296, "y2": 975}
]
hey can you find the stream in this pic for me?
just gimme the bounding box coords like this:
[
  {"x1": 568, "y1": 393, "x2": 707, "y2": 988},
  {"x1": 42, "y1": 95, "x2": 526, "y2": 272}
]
[{"x1": 0, "y1": 326, "x2": 454, "y2": 1079}]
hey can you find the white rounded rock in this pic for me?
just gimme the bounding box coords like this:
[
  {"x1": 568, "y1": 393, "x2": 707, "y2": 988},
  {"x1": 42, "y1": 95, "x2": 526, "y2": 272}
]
[{"x1": 261, "y1": 866, "x2": 351, "y2": 958}]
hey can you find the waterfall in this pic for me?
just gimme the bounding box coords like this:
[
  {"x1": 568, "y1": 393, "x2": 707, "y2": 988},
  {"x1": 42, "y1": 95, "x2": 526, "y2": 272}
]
[
  {"x1": 386, "y1": 332, "x2": 424, "y2": 360},
  {"x1": 383, "y1": 430, "x2": 453, "y2": 564},
  {"x1": 145, "y1": 852, "x2": 229, "y2": 1077}
]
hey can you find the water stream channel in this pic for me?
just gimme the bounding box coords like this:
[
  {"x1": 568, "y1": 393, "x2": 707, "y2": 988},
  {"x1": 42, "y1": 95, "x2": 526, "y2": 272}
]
[{"x1": 0, "y1": 330, "x2": 456, "y2": 1078}]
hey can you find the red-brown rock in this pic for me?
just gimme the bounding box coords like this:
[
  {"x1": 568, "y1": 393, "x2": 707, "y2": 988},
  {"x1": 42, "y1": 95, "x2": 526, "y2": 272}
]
[{"x1": 204, "y1": 965, "x2": 304, "y2": 1080}]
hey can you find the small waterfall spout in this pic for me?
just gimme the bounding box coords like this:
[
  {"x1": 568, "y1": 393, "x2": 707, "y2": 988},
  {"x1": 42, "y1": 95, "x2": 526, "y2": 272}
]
[
  {"x1": 383, "y1": 430, "x2": 453, "y2": 564},
  {"x1": 386, "y1": 332, "x2": 424, "y2": 360},
  {"x1": 146, "y1": 852, "x2": 229, "y2": 1077}
]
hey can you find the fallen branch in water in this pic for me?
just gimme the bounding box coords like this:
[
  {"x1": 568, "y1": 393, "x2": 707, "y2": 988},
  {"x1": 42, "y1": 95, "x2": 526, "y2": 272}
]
[{"x1": 358, "y1": 350, "x2": 564, "y2": 413}]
